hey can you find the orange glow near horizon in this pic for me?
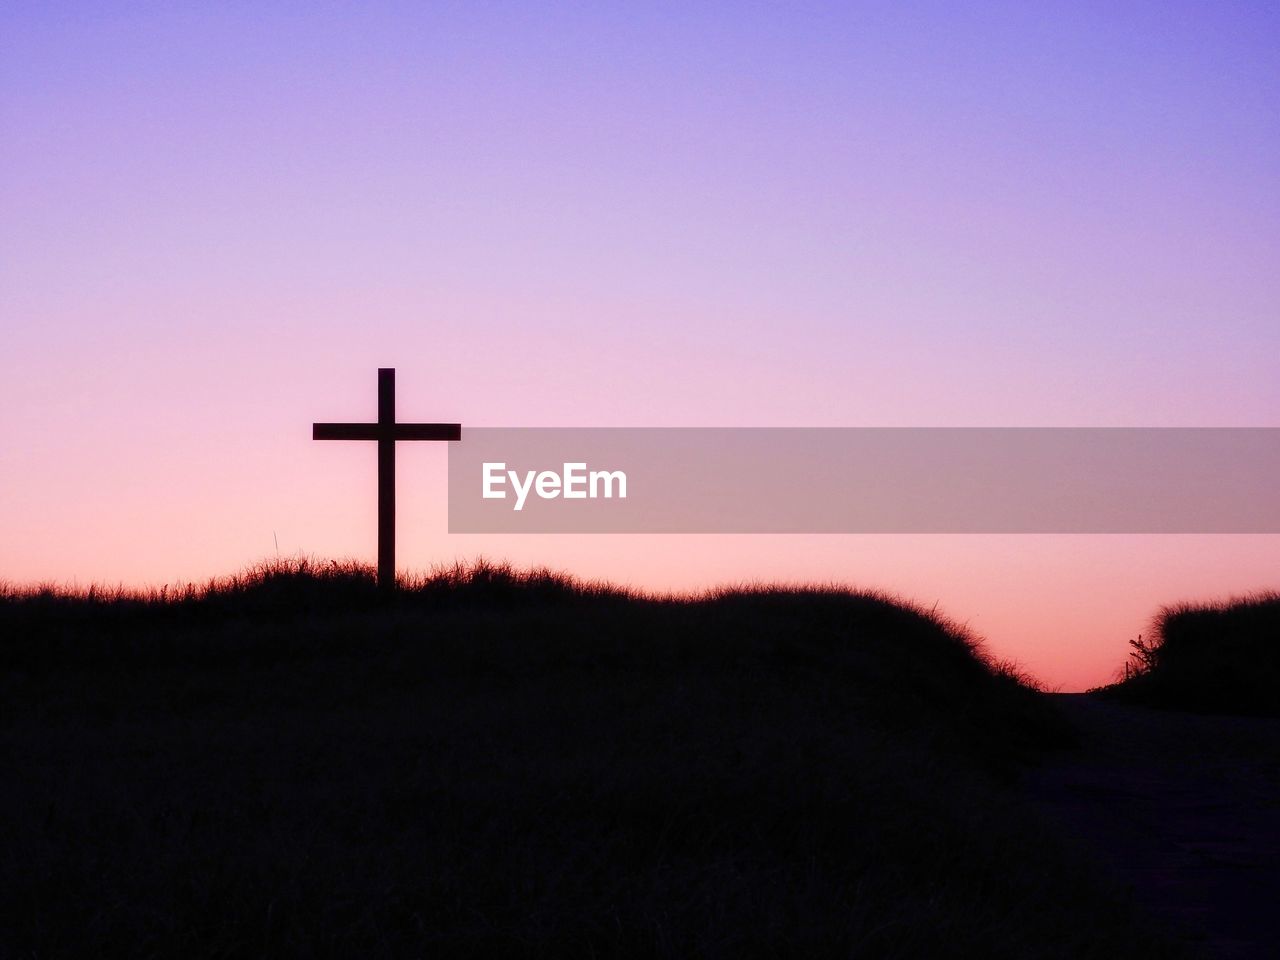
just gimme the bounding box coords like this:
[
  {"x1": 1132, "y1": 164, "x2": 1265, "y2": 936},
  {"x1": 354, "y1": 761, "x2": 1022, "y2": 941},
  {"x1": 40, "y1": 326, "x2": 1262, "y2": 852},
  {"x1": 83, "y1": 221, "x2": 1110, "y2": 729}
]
[{"x1": 4, "y1": 400, "x2": 1277, "y2": 693}]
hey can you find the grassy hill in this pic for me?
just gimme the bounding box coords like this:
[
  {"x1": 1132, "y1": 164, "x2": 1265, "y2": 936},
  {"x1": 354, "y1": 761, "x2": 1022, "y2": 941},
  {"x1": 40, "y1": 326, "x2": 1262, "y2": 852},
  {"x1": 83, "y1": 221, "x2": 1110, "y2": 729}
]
[
  {"x1": 1097, "y1": 592, "x2": 1280, "y2": 716},
  {"x1": 0, "y1": 560, "x2": 1182, "y2": 958}
]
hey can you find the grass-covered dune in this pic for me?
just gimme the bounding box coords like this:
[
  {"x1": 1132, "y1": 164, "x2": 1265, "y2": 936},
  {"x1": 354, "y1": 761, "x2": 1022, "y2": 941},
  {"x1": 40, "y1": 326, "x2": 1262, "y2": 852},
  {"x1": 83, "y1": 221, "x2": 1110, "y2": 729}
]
[
  {"x1": 1098, "y1": 591, "x2": 1280, "y2": 717},
  {"x1": 1, "y1": 560, "x2": 1177, "y2": 958}
]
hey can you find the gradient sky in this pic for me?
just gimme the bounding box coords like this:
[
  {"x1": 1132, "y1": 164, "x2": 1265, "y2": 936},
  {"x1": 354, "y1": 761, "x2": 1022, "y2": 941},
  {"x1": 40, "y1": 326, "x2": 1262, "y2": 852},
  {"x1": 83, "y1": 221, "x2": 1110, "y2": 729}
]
[{"x1": 3, "y1": 2, "x2": 1278, "y2": 689}]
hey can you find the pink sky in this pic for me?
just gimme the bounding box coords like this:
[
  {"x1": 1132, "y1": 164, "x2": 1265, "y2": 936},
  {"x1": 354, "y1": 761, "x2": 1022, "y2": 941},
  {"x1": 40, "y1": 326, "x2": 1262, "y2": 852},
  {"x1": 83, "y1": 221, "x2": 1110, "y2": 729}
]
[{"x1": 2, "y1": 4, "x2": 1277, "y2": 690}]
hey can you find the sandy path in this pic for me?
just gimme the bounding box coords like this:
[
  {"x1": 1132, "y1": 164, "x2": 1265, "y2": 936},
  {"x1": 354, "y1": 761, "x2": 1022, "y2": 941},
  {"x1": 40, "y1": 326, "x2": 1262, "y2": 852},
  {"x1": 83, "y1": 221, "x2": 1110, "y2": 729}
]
[{"x1": 1025, "y1": 695, "x2": 1280, "y2": 959}]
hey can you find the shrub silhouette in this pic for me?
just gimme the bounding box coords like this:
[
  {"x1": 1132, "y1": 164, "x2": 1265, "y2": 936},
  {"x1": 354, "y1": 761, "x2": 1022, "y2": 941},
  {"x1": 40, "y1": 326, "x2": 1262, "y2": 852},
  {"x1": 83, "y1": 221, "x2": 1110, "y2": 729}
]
[{"x1": 1099, "y1": 592, "x2": 1280, "y2": 716}]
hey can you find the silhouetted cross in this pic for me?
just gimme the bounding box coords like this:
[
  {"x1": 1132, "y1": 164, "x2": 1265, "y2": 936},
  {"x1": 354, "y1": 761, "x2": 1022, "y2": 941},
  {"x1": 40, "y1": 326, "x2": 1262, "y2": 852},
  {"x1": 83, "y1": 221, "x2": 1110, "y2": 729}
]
[{"x1": 313, "y1": 368, "x2": 461, "y2": 593}]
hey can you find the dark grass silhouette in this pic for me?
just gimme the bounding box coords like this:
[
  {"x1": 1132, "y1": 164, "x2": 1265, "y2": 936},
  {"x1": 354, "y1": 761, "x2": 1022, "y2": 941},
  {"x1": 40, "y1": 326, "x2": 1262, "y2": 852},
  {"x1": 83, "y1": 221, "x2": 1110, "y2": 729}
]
[
  {"x1": 1, "y1": 559, "x2": 1185, "y2": 958},
  {"x1": 1096, "y1": 592, "x2": 1280, "y2": 716}
]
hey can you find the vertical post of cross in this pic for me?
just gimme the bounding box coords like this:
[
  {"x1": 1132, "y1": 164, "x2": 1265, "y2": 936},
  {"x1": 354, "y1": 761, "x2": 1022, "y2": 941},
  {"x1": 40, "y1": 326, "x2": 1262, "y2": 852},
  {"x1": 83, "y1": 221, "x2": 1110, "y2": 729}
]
[{"x1": 377, "y1": 368, "x2": 396, "y2": 593}]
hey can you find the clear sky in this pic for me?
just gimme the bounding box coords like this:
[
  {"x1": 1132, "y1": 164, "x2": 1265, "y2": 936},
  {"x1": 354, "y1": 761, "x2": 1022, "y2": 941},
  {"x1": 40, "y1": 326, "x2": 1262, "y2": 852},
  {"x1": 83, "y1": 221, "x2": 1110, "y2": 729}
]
[{"x1": 3, "y1": 2, "x2": 1277, "y2": 689}]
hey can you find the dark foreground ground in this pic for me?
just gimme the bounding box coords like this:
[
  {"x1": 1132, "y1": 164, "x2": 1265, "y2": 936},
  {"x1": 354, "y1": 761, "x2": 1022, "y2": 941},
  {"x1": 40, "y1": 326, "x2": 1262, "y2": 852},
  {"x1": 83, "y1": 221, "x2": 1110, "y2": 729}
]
[
  {"x1": 1026, "y1": 695, "x2": 1280, "y2": 960},
  {"x1": 0, "y1": 564, "x2": 1201, "y2": 958}
]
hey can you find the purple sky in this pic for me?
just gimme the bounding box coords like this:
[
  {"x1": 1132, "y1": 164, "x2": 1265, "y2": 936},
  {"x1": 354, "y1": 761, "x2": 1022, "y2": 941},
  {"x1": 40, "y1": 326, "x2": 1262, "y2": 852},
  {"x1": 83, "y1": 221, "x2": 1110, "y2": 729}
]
[{"x1": 2, "y1": 3, "x2": 1277, "y2": 688}]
